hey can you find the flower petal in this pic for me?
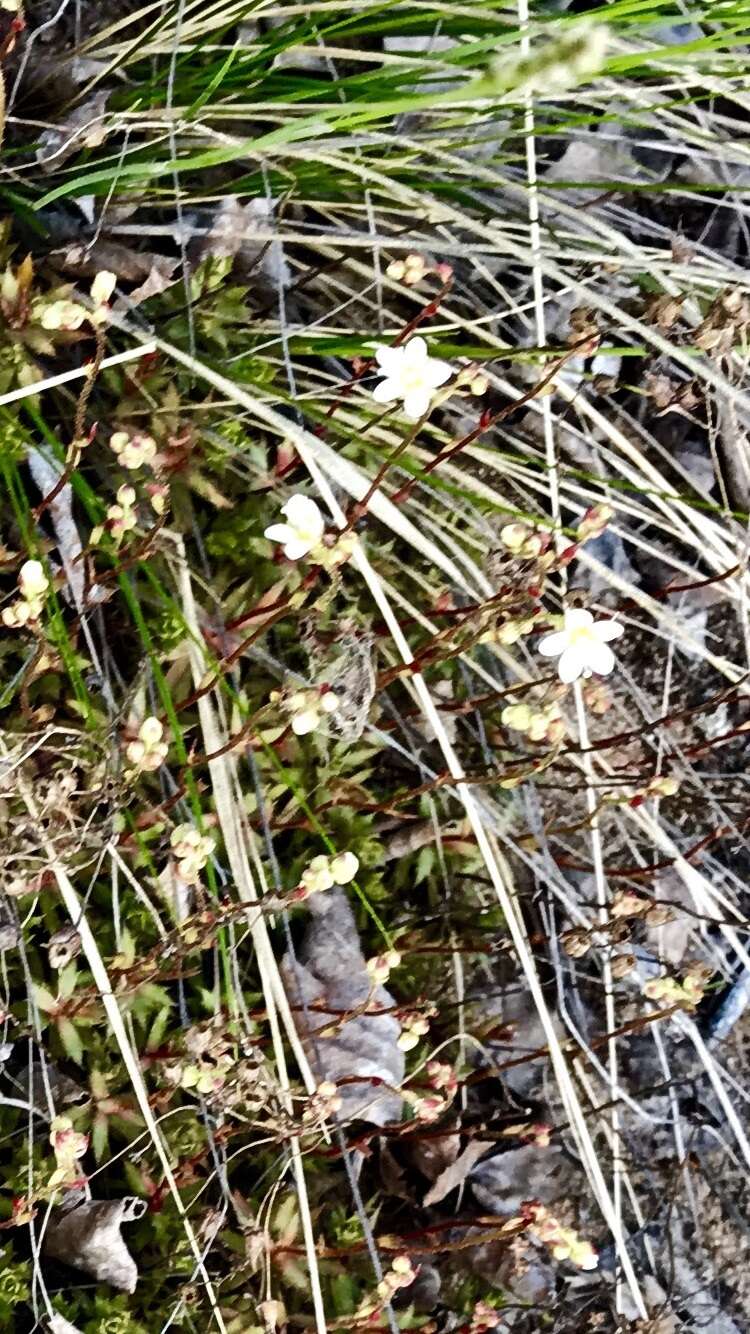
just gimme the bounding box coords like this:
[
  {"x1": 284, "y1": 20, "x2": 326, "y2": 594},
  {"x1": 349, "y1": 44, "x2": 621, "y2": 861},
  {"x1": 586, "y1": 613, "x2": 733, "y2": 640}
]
[
  {"x1": 292, "y1": 709, "x2": 319, "y2": 735},
  {"x1": 563, "y1": 608, "x2": 594, "y2": 631},
  {"x1": 538, "y1": 630, "x2": 569, "y2": 658},
  {"x1": 372, "y1": 377, "x2": 400, "y2": 404},
  {"x1": 283, "y1": 494, "x2": 324, "y2": 539},
  {"x1": 424, "y1": 358, "x2": 453, "y2": 388},
  {"x1": 402, "y1": 335, "x2": 427, "y2": 363},
  {"x1": 284, "y1": 537, "x2": 313, "y2": 561},
  {"x1": 403, "y1": 388, "x2": 432, "y2": 419},
  {"x1": 264, "y1": 523, "x2": 293, "y2": 545},
  {"x1": 585, "y1": 640, "x2": 616, "y2": 676},
  {"x1": 595, "y1": 619, "x2": 624, "y2": 643},
  {"x1": 557, "y1": 647, "x2": 585, "y2": 683},
  {"x1": 330, "y1": 851, "x2": 359, "y2": 884},
  {"x1": 374, "y1": 345, "x2": 405, "y2": 374}
]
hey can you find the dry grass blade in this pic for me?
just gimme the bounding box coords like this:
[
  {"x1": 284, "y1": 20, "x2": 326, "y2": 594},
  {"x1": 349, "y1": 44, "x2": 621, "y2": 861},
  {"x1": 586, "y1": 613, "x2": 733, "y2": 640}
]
[{"x1": 172, "y1": 538, "x2": 328, "y2": 1334}]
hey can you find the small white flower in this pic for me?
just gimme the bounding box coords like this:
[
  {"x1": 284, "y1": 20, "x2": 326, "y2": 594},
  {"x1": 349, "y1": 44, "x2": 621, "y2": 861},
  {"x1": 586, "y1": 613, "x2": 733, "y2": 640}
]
[
  {"x1": 298, "y1": 848, "x2": 359, "y2": 899},
  {"x1": 19, "y1": 559, "x2": 48, "y2": 600},
  {"x1": 288, "y1": 688, "x2": 339, "y2": 736},
  {"x1": 110, "y1": 430, "x2": 157, "y2": 471},
  {"x1": 2, "y1": 559, "x2": 50, "y2": 627},
  {"x1": 538, "y1": 608, "x2": 623, "y2": 684},
  {"x1": 40, "y1": 300, "x2": 87, "y2": 332},
  {"x1": 300, "y1": 855, "x2": 335, "y2": 896},
  {"x1": 170, "y1": 824, "x2": 215, "y2": 883},
  {"x1": 90, "y1": 270, "x2": 116, "y2": 306},
  {"x1": 366, "y1": 950, "x2": 401, "y2": 985},
  {"x1": 330, "y1": 850, "x2": 359, "y2": 884},
  {"x1": 126, "y1": 716, "x2": 168, "y2": 771},
  {"x1": 264, "y1": 495, "x2": 325, "y2": 561},
  {"x1": 372, "y1": 336, "x2": 452, "y2": 420}
]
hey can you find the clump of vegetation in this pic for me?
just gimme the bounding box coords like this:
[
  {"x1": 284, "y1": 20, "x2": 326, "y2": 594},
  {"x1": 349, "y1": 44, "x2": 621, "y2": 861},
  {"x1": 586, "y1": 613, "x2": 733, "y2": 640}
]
[{"x1": 0, "y1": 2, "x2": 749, "y2": 1332}]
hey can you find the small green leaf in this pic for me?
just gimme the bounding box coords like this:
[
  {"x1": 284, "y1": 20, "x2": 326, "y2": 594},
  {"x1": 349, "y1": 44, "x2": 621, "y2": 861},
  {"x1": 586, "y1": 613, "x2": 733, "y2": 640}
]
[
  {"x1": 57, "y1": 963, "x2": 79, "y2": 1000},
  {"x1": 91, "y1": 1117, "x2": 109, "y2": 1164},
  {"x1": 57, "y1": 1018, "x2": 84, "y2": 1065},
  {"x1": 32, "y1": 984, "x2": 56, "y2": 1014},
  {"x1": 415, "y1": 845, "x2": 435, "y2": 885},
  {"x1": 146, "y1": 1006, "x2": 172, "y2": 1052}
]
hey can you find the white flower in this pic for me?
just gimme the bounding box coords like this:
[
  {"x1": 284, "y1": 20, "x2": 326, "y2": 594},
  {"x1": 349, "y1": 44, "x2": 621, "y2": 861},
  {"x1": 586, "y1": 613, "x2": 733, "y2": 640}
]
[
  {"x1": 110, "y1": 430, "x2": 157, "y2": 470},
  {"x1": 170, "y1": 824, "x2": 215, "y2": 883},
  {"x1": 264, "y1": 495, "x2": 325, "y2": 561},
  {"x1": 538, "y1": 608, "x2": 623, "y2": 684},
  {"x1": 19, "y1": 560, "x2": 48, "y2": 600},
  {"x1": 300, "y1": 855, "x2": 335, "y2": 896},
  {"x1": 288, "y1": 688, "x2": 339, "y2": 736},
  {"x1": 372, "y1": 336, "x2": 452, "y2": 420},
  {"x1": 126, "y1": 716, "x2": 168, "y2": 771},
  {"x1": 366, "y1": 950, "x2": 401, "y2": 985},
  {"x1": 299, "y1": 849, "x2": 359, "y2": 898},
  {"x1": 2, "y1": 559, "x2": 50, "y2": 627},
  {"x1": 330, "y1": 850, "x2": 359, "y2": 884},
  {"x1": 40, "y1": 300, "x2": 87, "y2": 332},
  {"x1": 90, "y1": 271, "x2": 116, "y2": 306}
]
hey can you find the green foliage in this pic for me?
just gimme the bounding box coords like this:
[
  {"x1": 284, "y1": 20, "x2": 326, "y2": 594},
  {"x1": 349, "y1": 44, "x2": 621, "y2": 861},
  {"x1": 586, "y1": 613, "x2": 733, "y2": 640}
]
[
  {"x1": 0, "y1": 1, "x2": 746, "y2": 1330},
  {"x1": 0, "y1": 1260, "x2": 30, "y2": 1319}
]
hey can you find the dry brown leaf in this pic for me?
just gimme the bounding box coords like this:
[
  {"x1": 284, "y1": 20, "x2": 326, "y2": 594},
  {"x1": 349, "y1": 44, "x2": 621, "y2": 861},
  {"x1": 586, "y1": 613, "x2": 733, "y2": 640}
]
[
  {"x1": 55, "y1": 242, "x2": 178, "y2": 288},
  {"x1": 379, "y1": 1141, "x2": 413, "y2": 1201},
  {"x1": 422, "y1": 1137, "x2": 492, "y2": 1206},
  {"x1": 124, "y1": 261, "x2": 181, "y2": 308},
  {"x1": 14, "y1": 1058, "x2": 86, "y2": 1114},
  {"x1": 409, "y1": 1129, "x2": 461, "y2": 1185},
  {"x1": 37, "y1": 92, "x2": 109, "y2": 172}
]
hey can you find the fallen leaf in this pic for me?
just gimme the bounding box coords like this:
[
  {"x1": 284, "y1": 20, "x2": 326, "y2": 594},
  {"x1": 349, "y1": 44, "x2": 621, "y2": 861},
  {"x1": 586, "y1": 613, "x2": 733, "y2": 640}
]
[
  {"x1": 28, "y1": 448, "x2": 106, "y2": 611},
  {"x1": 197, "y1": 196, "x2": 290, "y2": 287},
  {"x1": 281, "y1": 889, "x2": 404, "y2": 1127},
  {"x1": 37, "y1": 92, "x2": 110, "y2": 172},
  {"x1": 13, "y1": 1057, "x2": 86, "y2": 1114},
  {"x1": 43, "y1": 1195, "x2": 147, "y2": 1292},
  {"x1": 422, "y1": 1138, "x2": 492, "y2": 1206},
  {"x1": 379, "y1": 1140, "x2": 412, "y2": 1201},
  {"x1": 410, "y1": 1128, "x2": 462, "y2": 1184},
  {"x1": 54, "y1": 242, "x2": 177, "y2": 287},
  {"x1": 121, "y1": 261, "x2": 181, "y2": 309}
]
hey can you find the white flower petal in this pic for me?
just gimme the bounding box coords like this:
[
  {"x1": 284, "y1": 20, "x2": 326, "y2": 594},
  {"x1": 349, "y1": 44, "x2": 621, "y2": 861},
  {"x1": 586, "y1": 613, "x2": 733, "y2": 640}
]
[
  {"x1": 292, "y1": 709, "x2": 320, "y2": 736},
  {"x1": 402, "y1": 335, "x2": 427, "y2": 363},
  {"x1": 538, "y1": 629, "x2": 569, "y2": 658},
  {"x1": 585, "y1": 640, "x2": 616, "y2": 676},
  {"x1": 403, "y1": 387, "x2": 432, "y2": 420},
  {"x1": 424, "y1": 358, "x2": 453, "y2": 388},
  {"x1": 283, "y1": 494, "x2": 324, "y2": 540},
  {"x1": 284, "y1": 536, "x2": 314, "y2": 561},
  {"x1": 372, "y1": 377, "x2": 400, "y2": 404},
  {"x1": 264, "y1": 522, "x2": 294, "y2": 545},
  {"x1": 563, "y1": 608, "x2": 594, "y2": 631},
  {"x1": 374, "y1": 345, "x2": 405, "y2": 374},
  {"x1": 330, "y1": 851, "x2": 359, "y2": 885},
  {"x1": 557, "y1": 647, "x2": 585, "y2": 683},
  {"x1": 595, "y1": 619, "x2": 624, "y2": 643}
]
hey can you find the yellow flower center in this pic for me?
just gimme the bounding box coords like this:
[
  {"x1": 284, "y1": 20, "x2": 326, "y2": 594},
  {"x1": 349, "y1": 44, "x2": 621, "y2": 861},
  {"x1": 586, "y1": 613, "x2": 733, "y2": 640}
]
[
  {"x1": 567, "y1": 624, "x2": 597, "y2": 648},
  {"x1": 399, "y1": 365, "x2": 428, "y2": 394}
]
